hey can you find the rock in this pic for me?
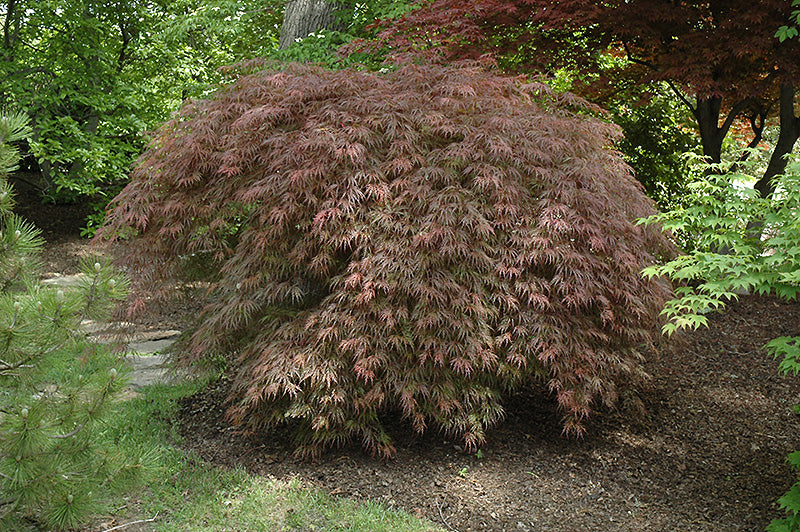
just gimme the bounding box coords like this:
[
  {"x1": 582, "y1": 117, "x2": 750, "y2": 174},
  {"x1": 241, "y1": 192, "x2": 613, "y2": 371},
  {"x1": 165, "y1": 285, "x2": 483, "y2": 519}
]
[
  {"x1": 124, "y1": 353, "x2": 187, "y2": 389},
  {"x1": 40, "y1": 273, "x2": 87, "y2": 288}
]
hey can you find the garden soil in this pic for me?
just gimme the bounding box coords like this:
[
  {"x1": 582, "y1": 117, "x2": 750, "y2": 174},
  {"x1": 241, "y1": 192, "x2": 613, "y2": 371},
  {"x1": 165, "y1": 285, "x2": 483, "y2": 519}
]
[{"x1": 22, "y1": 181, "x2": 800, "y2": 532}]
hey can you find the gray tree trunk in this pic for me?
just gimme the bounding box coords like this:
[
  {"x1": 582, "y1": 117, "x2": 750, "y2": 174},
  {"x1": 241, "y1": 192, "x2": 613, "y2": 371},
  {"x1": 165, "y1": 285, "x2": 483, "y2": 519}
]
[{"x1": 278, "y1": 0, "x2": 346, "y2": 49}]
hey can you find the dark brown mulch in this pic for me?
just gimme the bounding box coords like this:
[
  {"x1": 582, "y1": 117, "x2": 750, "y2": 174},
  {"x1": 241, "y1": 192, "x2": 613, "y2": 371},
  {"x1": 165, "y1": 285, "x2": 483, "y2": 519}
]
[
  {"x1": 174, "y1": 295, "x2": 800, "y2": 532},
  {"x1": 21, "y1": 182, "x2": 800, "y2": 532}
]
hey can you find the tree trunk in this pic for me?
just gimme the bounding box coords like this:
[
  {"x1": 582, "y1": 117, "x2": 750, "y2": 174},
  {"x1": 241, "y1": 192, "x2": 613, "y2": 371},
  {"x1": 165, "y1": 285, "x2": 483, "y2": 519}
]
[
  {"x1": 66, "y1": 112, "x2": 100, "y2": 182},
  {"x1": 695, "y1": 96, "x2": 725, "y2": 165},
  {"x1": 278, "y1": 0, "x2": 345, "y2": 49},
  {"x1": 742, "y1": 83, "x2": 800, "y2": 242},
  {"x1": 754, "y1": 82, "x2": 800, "y2": 198}
]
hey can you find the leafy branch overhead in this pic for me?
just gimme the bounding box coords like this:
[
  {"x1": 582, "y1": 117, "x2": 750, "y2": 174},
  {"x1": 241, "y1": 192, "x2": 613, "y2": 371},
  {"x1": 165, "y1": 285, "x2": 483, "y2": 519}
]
[
  {"x1": 101, "y1": 61, "x2": 674, "y2": 458},
  {"x1": 776, "y1": 0, "x2": 800, "y2": 42},
  {"x1": 360, "y1": 0, "x2": 800, "y2": 198}
]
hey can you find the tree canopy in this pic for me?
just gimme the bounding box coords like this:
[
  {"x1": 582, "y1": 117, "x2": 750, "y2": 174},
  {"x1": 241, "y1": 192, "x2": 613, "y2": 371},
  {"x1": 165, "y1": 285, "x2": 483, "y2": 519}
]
[
  {"x1": 0, "y1": 0, "x2": 282, "y2": 202},
  {"x1": 365, "y1": 0, "x2": 800, "y2": 195}
]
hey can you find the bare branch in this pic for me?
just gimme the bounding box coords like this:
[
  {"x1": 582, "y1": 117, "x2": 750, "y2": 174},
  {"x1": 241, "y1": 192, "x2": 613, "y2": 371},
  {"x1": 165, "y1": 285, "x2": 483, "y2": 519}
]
[
  {"x1": 48, "y1": 421, "x2": 86, "y2": 440},
  {"x1": 665, "y1": 80, "x2": 697, "y2": 116},
  {"x1": 621, "y1": 40, "x2": 657, "y2": 70}
]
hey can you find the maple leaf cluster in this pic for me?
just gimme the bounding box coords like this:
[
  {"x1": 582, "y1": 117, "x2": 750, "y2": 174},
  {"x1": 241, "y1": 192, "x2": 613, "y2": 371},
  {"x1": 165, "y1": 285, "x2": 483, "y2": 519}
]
[
  {"x1": 102, "y1": 62, "x2": 673, "y2": 458},
  {"x1": 358, "y1": 0, "x2": 800, "y2": 201},
  {"x1": 365, "y1": 0, "x2": 800, "y2": 99}
]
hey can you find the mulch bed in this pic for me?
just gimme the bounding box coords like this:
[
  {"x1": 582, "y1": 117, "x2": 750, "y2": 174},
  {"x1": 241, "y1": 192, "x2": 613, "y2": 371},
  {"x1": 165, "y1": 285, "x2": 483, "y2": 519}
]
[
  {"x1": 174, "y1": 295, "x2": 800, "y2": 532},
  {"x1": 23, "y1": 184, "x2": 800, "y2": 532}
]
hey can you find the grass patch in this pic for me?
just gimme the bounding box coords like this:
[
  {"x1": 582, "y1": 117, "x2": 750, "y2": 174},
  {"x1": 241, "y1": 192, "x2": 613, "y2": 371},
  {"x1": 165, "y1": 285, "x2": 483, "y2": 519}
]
[{"x1": 95, "y1": 380, "x2": 442, "y2": 532}]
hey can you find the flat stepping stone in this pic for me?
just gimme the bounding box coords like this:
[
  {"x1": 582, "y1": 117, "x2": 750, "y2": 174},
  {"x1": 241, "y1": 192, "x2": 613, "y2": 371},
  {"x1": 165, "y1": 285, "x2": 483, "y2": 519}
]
[
  {"x1": 124, "y1": 353, "x2": 182, "y2": 389},
  {"x1": 41, "y1": 273, "x2": 87, "y2": 288},
  {"x1": 83, "y1": 322, "x2": 186, "y2": 389},
  {"x1": 128, "y1": 337, "x2": 178, "y2": 355},
  {"x1": 84, "y1": 320, "x2": 181, "y2": 351},
  {"x1": 119, "y1": 346, "x2": 191, "y2": 396},
  {"x1": 40, "y1": 275, "x2": 189, "y2": 394},
  {"x1": 80, "y1": 320, "x2": 137, "y2": 337}
]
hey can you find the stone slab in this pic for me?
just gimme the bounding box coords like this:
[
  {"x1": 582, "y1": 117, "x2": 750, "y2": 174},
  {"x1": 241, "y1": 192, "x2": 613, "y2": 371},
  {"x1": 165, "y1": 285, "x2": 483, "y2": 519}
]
[
  {"x1": 124, "y1": 353, "x2": 185, "y2": 389},
  {"x1": 40, "y1": 273, "x2": 87, "y2": 288},
  {"x1": 127, "y1": 337, "x2": 178, "y2": 355}
]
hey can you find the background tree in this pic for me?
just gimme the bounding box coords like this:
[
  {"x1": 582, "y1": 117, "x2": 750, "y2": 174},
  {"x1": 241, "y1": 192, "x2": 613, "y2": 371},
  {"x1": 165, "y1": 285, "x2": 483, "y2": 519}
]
[
  {"x1": 0, "y1": 0, "x2": 410, "y2": 232},
  {"x1": 0, "y1": 1, "x2": 285, "y2": 215},
  {"x1": 101, "y1": 61, "x2": 674, "y2": 458},
  {"x1": 2, "y1": 1, "x2": 170, "y2": 198},
  {"x1": 607, "y1": 87, "x2": 701, "y2": 212},
  {"x1": 273, "y1": 1, "x2": 413, "y2": 66},
  {"x1": 278, "y1": 0, "x2": 346, "y2": 49},
  {"x1": 365, "y1": 0, "x2": 800, "y2": 198}
]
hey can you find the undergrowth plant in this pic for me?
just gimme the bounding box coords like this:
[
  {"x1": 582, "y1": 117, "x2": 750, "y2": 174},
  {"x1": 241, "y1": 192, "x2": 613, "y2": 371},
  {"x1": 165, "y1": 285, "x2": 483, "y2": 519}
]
[
  {"x1": 101, "y1": 61, "x2": 673, "y2": 458},
  {"x1": 0, "y1": 110, "x2": 137, "y2": 530},
  {"x1": 640, "y1": 155, "x2": 800, "y2": 532}
]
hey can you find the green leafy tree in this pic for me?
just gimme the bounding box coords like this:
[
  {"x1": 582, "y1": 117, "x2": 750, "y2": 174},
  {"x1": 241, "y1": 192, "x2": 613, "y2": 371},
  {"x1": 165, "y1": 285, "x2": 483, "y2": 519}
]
[
  {"x1": 640, "y1": 155, "x2": 800, "y2": 531},
  {"x1": 608, "y1": 87, "x2": 701, "y2": 212},
  {"x1": 1, "y1": 1, "x2": 166, "y2": 198},
  {"x1": 0, "y1": 110, "x2": 138, "y2": 530},
  {"x1": 1, "y1": 1, "x2": 285, "y2": 205},
  {"x1": 776, "y1": 0, "x2": 800, "y2": 42},
  {"x1": 1, "y1": 0, "x2": 409, "y2": 235}
]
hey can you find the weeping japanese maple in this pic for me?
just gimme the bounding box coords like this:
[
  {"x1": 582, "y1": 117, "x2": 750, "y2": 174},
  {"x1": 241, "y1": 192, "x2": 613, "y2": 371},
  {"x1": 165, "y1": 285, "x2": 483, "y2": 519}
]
[{"x1": 101, "y1": 62, "x2": 673, "y2": 458}]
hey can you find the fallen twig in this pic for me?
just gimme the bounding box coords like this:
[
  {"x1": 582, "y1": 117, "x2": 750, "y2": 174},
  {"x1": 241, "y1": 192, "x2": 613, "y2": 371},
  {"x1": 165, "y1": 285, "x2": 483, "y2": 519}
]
[
  {"x1": 99, "y1": 513, "x2": 159, "y2": 532},
  {"x1": 435, "y1": 498, "x2": 459, "y2": 532}
]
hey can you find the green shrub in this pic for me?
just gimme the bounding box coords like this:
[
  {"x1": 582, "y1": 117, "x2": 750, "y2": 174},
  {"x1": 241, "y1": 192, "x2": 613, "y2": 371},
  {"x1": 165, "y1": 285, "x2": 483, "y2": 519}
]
[{"x1": 640, "y1": 155, "x2": 800, "y2": 531}]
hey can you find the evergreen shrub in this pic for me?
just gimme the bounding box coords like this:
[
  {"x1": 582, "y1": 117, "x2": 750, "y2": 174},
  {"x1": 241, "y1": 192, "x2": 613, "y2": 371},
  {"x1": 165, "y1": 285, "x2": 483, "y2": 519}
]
[
  {"x1": 101, "y1": 62, "x2": 673, "y2": 458},
  {"x1": 0, "y1": 111, "x2": 137, "y2": 530}
]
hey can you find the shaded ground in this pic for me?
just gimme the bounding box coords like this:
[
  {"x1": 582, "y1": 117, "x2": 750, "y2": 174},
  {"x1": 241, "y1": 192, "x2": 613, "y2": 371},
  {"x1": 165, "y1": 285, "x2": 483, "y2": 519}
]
[
  {"x1": 22, "y1": 185, "x2": 800, "y2": 532},
  {"x1": 176, "y1": 296, "x2": 800, "y2": 532}
]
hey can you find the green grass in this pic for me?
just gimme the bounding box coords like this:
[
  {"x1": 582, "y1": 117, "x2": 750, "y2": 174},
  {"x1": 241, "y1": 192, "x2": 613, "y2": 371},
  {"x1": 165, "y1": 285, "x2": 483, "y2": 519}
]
[{"x1": 95, "y1": 380, "x2": 442, "y2": 532}]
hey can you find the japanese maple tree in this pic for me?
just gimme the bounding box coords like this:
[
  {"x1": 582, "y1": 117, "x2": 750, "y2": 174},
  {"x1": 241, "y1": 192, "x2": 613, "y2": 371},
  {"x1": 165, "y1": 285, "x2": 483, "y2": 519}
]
[
  {"x1": 101, "y1": 61, "x2": 673, "y2": 458},
  {"x1": 365, "y1": 0, "x2": 800, "y2": 197}
]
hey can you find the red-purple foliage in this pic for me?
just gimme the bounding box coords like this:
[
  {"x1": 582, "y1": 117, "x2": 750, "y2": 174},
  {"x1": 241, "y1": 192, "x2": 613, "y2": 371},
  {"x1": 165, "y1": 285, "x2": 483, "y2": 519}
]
[
  {"x1": 363, "y1": 0, "x2": 800, "y2": 98},
  {"x1": 357, "y1": 1, "x2": 800, "y2": 195},
  {"x1": 101, "y1": 62, "x2": 673, "y2": 458}
]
